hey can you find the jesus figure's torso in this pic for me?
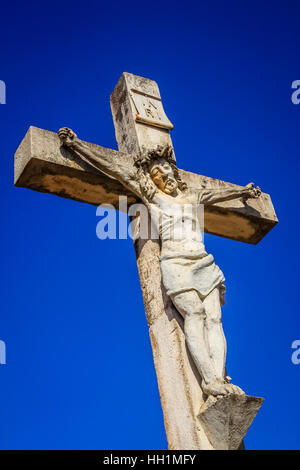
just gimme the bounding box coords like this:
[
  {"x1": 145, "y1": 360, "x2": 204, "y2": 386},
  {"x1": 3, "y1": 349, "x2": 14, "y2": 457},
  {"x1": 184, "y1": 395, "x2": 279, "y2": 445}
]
[
  {"x1": 148, "y1": 189, "x2": 206, "y2": 257},
  {"x1": 146, "y1": 190, "x2": 225, "y2": 302}
]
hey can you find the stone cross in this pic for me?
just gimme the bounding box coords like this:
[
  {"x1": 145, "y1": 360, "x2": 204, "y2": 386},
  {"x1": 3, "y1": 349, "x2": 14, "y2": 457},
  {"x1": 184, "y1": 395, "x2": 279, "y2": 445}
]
[{"x1": 14, "y1": 73, "x2": 278, "y2": 450}]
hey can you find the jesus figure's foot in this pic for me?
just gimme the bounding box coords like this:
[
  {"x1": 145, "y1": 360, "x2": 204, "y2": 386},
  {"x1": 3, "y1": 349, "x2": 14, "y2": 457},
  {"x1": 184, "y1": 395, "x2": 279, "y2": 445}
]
[
  {"x1": 224, "y1": 379, "x2": 245, "y2": 396},
  {"x1": 202, "y1": 379, "x2": 229, "y2": 397}
]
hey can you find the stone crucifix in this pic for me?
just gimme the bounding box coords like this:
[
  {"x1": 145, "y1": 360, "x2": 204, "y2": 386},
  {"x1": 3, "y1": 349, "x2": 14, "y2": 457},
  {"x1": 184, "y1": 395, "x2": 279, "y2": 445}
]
[{"x1": 14, "y1": 73, "x2": 278, "y2": 450}]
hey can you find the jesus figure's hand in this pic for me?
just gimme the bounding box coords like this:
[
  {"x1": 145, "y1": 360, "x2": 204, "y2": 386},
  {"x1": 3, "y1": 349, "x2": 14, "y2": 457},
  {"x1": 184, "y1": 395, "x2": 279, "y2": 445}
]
[
  {"x1": 243, "y1": 182, "x2": 261, "y2": 199},
  {"x1": 58, "y1": 127, "x2": 77, "y2": 147}
]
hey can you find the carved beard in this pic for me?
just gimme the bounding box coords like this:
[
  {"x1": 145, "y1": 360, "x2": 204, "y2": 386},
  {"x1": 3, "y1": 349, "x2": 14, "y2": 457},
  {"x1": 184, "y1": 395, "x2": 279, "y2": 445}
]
[{"x1": 163, "y1": 177, "x2": 178, "y2": 194}]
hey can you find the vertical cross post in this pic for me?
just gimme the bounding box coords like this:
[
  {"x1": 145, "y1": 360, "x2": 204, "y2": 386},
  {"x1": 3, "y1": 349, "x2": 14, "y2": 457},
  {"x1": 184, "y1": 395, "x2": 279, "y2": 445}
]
[{"x1": 111, "y1": 73, "x2": 212, "y2": 449}]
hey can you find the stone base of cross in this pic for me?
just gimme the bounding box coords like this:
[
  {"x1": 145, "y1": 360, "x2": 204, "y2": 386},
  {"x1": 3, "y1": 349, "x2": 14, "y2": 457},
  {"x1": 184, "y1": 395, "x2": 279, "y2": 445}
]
[{"x1": 14, "y1": 73, "x2": 277, "y2": 450}]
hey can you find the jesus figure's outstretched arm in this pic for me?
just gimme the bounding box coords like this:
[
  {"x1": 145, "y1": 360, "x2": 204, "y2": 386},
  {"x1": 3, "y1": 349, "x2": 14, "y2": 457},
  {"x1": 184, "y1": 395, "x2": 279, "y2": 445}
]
[
  {"x1": 58, "y1": 127, "x2": 142, "y2": 199},
  {"x1": 199, "y1": 182, "x2": 261, "y2": 205}
]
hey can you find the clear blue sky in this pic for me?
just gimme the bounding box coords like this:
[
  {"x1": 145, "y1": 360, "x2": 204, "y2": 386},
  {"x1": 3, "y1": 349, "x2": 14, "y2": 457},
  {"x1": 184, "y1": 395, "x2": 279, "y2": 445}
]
[{"x1": 0, "y1": 0, "x2": 299, "y2": 450}]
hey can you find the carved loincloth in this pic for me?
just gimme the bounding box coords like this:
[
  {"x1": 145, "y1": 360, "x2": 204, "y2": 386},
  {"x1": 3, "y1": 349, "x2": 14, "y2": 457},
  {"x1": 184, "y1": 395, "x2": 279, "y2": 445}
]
[{"x1": 160, "y1": 251, "x2": 226, "y2": 305}]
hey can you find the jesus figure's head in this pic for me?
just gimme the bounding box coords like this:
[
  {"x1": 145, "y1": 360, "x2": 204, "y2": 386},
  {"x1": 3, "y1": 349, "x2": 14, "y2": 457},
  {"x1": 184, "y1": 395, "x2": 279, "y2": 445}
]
[
  {"x1": 149, "y1": 157, "x2": 178, "y2": 195},
  {"x1": 134, "y1": 145, "x2": 187, "y2": 200}
]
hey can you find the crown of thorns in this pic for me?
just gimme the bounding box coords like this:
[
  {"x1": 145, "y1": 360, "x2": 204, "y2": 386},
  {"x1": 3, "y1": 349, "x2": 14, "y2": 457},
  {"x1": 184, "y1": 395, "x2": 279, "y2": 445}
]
[{"x1": 134, "y1": 145, "x2": 177, "y2": 168}]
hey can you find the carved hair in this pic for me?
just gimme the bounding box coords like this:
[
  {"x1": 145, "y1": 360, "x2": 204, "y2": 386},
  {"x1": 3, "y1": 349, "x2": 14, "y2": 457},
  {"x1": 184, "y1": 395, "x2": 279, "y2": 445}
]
[{"x1": 134, "y1": 145, "x2": 187, "y2": 201}]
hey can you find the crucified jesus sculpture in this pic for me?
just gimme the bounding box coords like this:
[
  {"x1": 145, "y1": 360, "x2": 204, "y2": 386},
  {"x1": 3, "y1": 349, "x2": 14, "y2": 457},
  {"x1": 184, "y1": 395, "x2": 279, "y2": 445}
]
[{"x1": 58, "y1": 127, "x2": 261, "y2": 398}]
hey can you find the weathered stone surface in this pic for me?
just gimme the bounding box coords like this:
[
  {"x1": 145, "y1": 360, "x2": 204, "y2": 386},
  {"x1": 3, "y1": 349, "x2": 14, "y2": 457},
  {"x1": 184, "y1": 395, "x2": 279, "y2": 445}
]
[
  {"x1": 14, "y1": 126, "x2": 137, "y2": 207},
  {"x1": 198, "y1": 394, "x2": 264, "y2": 450},
  {"x1": 14, "y1": 126, "x2": 277, "y2": 244}
]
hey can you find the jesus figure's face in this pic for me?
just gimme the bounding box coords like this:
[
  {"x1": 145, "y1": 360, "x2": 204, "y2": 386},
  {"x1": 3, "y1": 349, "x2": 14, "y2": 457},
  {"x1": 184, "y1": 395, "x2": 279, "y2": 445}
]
[{"x1": 149, "y1": 157, "x2": 178, "y2": 195}]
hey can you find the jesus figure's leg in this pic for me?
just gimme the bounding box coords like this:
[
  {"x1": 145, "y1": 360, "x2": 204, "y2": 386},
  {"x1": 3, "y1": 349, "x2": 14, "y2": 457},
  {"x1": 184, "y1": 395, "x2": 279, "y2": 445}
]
[
  {"x1": 202, "y1": 287, "x2": 226, "y2": 380},
  {"x1": 203, "y1": 287, "x2": 244, "y2": 395},
  {"x1": 171, "y1": 289, "x2": 228, "y2": 396}
]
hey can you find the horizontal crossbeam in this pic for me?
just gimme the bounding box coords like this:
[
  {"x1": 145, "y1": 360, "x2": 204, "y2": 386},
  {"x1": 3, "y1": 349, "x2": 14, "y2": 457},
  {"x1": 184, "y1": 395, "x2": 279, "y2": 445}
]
[{"x1": 14, "y1": 126, "x2": 278, "y2": 244}]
